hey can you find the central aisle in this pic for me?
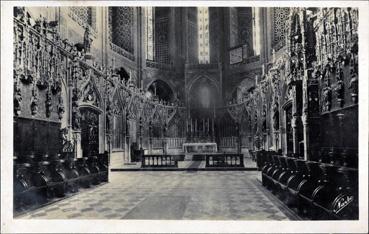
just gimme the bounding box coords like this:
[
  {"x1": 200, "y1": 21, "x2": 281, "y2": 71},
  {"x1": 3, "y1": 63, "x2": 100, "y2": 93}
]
[{"x1": 18, "y1": 171, "x2": 295, "y2": 220}]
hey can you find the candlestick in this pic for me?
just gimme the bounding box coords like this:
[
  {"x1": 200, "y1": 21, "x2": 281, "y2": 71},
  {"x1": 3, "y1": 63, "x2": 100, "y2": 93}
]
[
  {"x1": 195, "y1": 119, "x2": 197, "y2": 137},
  {"x1": 203, "y1": 119, "x2": 205, "y2": 136},
  {"x1": 190, "y1": 118, "x2": 193, "y2": 136},
  {"x1": 212, "y1": 118, "x2": 215, "y2": 141},
  {"x1": 207, "y1": 118, "x2": 210, "y2": 134}
]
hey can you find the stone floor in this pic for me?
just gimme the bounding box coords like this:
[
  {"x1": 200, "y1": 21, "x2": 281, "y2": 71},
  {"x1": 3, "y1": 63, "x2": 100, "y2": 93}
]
[{"x1": 16, "y1": 171, "x2": 297, "y2": 220}]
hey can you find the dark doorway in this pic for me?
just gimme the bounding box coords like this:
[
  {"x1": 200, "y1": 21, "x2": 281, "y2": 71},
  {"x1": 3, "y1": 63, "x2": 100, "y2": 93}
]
[
  {"x1": 81, "y1": 108, "x2": 100, "y2": 157},
  {"x1": 147, "y1": 80, "x2": 174, "y2": 102}
]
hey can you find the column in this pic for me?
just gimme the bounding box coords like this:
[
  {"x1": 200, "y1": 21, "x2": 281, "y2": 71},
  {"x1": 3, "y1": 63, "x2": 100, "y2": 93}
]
[
  {"x1": 301, "y1": 11, "x2": 321, "y2": 161},
  {"x1": 149, "y1": 122, "x2": 153, "y2": 154},
  {"x1": 125, "y1": 112, "x2": 131, "y2": 163}
]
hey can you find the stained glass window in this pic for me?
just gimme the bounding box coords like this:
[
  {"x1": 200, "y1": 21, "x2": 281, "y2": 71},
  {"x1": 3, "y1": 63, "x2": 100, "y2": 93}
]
[
  {"x1": 145, "y1": 7, "x2": 155, "y2": 60},
  {"x1": 252, "y1": 8, "x2": 261, "y2": 56},
  {"x1": 69, "y1": 7, "x2": 96, "y2": 30},
  {"x1": 110, "y1": 7, "x2": 134, "y2": 54},
  {"x1": 198, "y1": 7, "x2": 210, "y2": 64}
]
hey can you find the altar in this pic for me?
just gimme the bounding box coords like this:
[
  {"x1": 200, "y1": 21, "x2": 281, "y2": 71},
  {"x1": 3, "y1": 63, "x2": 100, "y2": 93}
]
[{"x1": 183, "y1": 142, "x2": 217, "y2": 154}]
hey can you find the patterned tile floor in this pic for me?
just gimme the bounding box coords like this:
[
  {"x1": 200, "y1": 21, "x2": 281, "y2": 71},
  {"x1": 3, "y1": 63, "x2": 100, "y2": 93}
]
[{"x1": 17, "y1": 171, "x2": 294, "y2": 220}]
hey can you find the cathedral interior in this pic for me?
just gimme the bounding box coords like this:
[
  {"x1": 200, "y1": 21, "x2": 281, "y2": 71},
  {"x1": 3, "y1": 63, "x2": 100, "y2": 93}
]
[{"x1": 11, "y1": 6, "x2": 359, "y2": 222}]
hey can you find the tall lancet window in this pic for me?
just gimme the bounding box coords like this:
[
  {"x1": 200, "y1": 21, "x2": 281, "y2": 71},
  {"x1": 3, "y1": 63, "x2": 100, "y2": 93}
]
[
  {"x1": 145, "y1": 7, "x2": 155, "y2": 60},
  {"x1": 252, "y1": 8, "x2": 261, "y2": 56},
  {"x1": 198, "y1": 7, "x2": 210, "y2": 64}
]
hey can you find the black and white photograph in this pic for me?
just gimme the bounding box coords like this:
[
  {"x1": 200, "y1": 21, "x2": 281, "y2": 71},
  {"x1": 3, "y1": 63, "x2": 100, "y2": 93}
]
[{"x1": 1, "y1": 1, "x2": 368, "y2": 233}]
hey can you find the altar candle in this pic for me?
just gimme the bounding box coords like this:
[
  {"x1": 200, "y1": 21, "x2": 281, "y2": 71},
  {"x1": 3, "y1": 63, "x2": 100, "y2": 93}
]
[
  {"x1": 212, "y1": 118, "x2": 215, "y2": 138},
  {"x1": 195, "y1": 119, "x2": 197, "y2": 136},
  {"x1": 203, "y1": 119, "x2": 205, "y2": 135}
]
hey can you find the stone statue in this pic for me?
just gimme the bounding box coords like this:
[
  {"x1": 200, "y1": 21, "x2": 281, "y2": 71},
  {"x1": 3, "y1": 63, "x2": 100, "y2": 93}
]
[
  {"x1": 72, "y1": 106, "x2": 81, "y2": 130},
  {"x1": 83, "y1": 26, "x2": 92, "y2": 53},
  {"x1": 322, "y1": 79, "x2": 332, "y2": 112}
]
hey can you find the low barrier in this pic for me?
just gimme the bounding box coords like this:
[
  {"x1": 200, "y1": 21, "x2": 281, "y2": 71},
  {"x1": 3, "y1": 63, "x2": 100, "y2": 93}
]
[
  {"x1": 205, "y1": 154, "x2": 244, "y2": 168},
  {"x1": 141, "y1": 155, "x2": 178, "y2": 168}
]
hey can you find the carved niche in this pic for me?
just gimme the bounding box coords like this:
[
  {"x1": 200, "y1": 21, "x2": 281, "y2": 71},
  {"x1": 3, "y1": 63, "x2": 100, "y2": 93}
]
[
  {"x1": 273, "y1": 99, "x2": 280, "y2": 130},
  {"x1": 321, "y1": 67, "x2": 332, "y2": 112},
  {"x1": 81, "y1": 76, "x2": 99, "y2": 107}
]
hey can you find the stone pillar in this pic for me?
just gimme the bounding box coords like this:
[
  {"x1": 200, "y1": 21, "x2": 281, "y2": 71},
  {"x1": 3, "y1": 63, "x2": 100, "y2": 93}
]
[
  {"x1": 124, "y1": 112, "x2": 131, "y2": 163},
  {"x1": 162, "y1": 123, "x2": 167, "y2": 154},
  {"x1": 149, "y1": 122, "x2": 153, "y2": 154},
  {"x1": 139, "y1": 118, "x2": 143, "y2": 149},
  {"x1": 300, "y1": 10, "x2": 321, "y2": 161}
]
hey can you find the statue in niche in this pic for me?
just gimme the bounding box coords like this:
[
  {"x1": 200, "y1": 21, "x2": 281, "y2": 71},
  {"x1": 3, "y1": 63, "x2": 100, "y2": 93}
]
[
  {"x1": 45, "y1": 89, "x2": 52, "y2": 118},
  {"x1": 262, "y1": 105, "x2": 267, "y2": 132},
  {"x1": 14, "y1": 81, "x2": 22, "y2": 116},
  {"x1": 106, "y1": 99, "x2": 113, "y2": 132},
  {"x1": 72, "y1": 106, "x2": 81, "y2": 130},
  {"x1": 322, "y1": 78, "x2": 332, "y2": 112},
  {"x1": 83, "y1": 26, "x2": 93, "y2": 53},
  {"x1": 285, "y1": 85, "x2": 293, "y2": 101},
  {"x1": 30, "y1": 88, "x2": 38, "y2": 116},
  {"x1": 82, "y1": 81, "x2": 97, "y2": 106},
  {"x1": 72, "y1": 88, "x2": 81, "y2": 130},
  {"x1": 57, "y1": 95, "x2": 65, "y2": 120},
  {"x1": 334, "y1": 67, "x2": 344, "y2": 107},
  {"x1": 61, "y1": 128, "x2": 74, "y2": 153},
  {"x1": 273, "y1": 100, "x2": 280, "y2": 130},
  {"x1": 349, "y1": 69, "x2": 358, "y2": 103}
]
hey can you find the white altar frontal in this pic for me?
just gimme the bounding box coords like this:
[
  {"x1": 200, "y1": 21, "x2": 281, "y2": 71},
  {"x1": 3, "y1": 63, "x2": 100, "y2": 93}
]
[{"x1": 183, "y1": 142, "x2": 217, "y2": 154}]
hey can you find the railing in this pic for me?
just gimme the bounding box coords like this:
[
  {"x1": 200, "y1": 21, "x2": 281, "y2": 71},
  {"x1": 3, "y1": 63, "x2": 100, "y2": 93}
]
[
  {"x1": 151, "y1": 138, "x2": 164, "y2": 149},
  {"x1": 146, "y1": 60, "x2": 174, "y2": 70},
  {"x1": 219, "y1": 137, "x2": 238, "y2": 148},
  {"x1": 141, "y1": 155, "x2": 178, "y2": 168},
  {"x1": 167, "y1": 137, "x2": 186, "y2": 149},
  {"x1": 185, "y1": 63, "x2": 219, "y2": 70},
  {"x1": 205, "y1": 154, "x2": 244, "y2": 168}
]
